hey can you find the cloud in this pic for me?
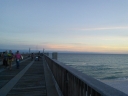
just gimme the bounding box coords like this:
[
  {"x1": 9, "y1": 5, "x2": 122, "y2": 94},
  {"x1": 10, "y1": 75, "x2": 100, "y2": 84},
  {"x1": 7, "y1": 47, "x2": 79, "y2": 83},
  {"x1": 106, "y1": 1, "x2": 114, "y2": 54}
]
[{"x1": 73, "y1": 26, "x2": 128, "y2": 31}]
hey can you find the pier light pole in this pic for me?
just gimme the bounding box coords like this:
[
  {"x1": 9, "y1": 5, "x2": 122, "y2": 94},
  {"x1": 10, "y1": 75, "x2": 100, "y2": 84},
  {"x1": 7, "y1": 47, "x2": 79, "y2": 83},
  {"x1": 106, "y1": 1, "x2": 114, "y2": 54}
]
[
  {"x1": 43, "y1": 48, "x2": 44, "y2": 65},
  {"x1": 29, "y1": 48, "x2": 30, "y2": 56}
]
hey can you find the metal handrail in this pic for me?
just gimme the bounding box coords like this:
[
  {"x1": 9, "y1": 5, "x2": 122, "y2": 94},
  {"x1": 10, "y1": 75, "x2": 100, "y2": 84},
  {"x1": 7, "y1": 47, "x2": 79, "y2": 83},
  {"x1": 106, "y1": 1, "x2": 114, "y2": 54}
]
[{"x1": 44, "y1": 54, "x2": 128, "y2": 96}]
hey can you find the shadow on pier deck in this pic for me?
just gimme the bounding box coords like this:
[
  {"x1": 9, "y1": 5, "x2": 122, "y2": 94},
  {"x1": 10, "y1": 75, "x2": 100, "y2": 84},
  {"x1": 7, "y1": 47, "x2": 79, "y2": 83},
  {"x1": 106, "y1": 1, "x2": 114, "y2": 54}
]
[{"x1": 0, "y1": 58, "x2": 59, "y2": 96}]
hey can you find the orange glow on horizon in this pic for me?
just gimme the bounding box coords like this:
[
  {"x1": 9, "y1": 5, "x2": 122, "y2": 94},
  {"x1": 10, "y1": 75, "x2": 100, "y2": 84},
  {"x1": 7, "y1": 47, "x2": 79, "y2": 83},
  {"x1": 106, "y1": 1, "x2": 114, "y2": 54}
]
[{"x1": 39, "y1": 43, "x2": 128, "y2": 53}]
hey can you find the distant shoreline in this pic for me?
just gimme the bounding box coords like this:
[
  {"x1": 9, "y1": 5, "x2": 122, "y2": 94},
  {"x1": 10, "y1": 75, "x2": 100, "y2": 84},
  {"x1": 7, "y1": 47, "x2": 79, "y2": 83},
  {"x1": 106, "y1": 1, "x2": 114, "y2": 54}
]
[{"x1": 0, "y1": 49, "x2": 128, "y2": 55}]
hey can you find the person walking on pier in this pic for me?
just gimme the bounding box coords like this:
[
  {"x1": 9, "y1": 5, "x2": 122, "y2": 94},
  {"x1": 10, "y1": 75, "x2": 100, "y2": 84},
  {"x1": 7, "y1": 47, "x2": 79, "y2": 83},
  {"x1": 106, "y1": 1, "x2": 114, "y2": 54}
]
[
  {"x1": 15, "y1": 51, "x2": 22, "y2": 69},
  {"x1": 8, "y1": 50, "x2": 14, "y2": 70},
  {"x1": 31, "y1": 53, "x2": 34, "y2": 60},
  {"x1": 2, "y1": 51, "x2": 8, "y2": 68}
]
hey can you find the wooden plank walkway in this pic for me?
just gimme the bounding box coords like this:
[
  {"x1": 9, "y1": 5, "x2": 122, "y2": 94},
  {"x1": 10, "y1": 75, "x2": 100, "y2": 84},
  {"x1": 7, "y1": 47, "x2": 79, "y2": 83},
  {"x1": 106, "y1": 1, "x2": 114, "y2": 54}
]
[{"x1": 0, "y1": 58, "x2": 59, "y2": 96}]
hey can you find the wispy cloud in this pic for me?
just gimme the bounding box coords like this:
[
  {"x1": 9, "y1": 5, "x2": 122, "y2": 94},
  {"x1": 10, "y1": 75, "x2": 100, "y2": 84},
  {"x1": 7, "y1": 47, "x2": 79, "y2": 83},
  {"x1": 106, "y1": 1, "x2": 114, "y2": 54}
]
[{"x1": 73, "y1": 26, "x2": 128, "y2": 31}]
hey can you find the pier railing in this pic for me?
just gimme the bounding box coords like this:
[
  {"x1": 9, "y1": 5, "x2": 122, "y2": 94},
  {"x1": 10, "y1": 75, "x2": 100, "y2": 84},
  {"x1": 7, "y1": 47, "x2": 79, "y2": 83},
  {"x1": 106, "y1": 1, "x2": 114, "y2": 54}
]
[{"x1": 44, "y1": 55, "x2": 128, "y2": 96}]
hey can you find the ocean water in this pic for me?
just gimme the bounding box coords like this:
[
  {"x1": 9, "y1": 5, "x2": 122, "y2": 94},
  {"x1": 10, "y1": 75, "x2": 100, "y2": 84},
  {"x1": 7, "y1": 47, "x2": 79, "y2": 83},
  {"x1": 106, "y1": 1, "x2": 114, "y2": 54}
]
[{"x1": 57, "y1": 53, "x2": 128, "y2": 80}]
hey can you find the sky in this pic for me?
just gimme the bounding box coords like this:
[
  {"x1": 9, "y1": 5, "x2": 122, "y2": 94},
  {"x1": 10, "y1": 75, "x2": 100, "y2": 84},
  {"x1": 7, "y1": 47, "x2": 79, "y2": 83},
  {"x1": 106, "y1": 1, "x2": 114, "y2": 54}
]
[{"x1": 0, "y1": 0, "x2": 128, "y2": 53}]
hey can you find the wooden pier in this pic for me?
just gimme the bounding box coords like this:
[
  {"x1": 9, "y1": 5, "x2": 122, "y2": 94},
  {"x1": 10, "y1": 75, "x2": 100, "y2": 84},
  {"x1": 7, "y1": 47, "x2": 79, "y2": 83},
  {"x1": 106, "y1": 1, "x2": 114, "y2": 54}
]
[
  {"x1": 0, "y1": 57, "x2": 58, "y2": 96},
  {"x1": 0, "y1": 54, "x2": 128, "y2": 96}
]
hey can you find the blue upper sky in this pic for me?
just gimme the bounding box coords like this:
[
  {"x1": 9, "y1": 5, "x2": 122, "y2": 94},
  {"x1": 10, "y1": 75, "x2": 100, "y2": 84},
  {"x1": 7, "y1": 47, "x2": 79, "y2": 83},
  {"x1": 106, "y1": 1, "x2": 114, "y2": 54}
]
[{"x1": 1, "y1": 0, "x2": 128, "y2": 53}]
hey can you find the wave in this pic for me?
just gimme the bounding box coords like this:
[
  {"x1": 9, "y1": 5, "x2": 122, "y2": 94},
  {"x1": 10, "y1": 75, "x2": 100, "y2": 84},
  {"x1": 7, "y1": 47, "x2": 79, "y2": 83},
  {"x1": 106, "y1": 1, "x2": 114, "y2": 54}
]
[{"x1": 101, "y1": 76, "x2": 119, "y2": 80}]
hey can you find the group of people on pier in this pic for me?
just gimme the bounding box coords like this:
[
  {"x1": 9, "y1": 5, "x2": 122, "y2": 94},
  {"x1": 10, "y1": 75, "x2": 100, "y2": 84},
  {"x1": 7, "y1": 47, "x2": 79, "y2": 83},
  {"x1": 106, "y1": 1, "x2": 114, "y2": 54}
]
[
  {"x1": 30, "y1": 51, "x2": 41, "y2": 61},
  {"x1": 1, "y1": 50, "x2": 22, "y2": 70}
]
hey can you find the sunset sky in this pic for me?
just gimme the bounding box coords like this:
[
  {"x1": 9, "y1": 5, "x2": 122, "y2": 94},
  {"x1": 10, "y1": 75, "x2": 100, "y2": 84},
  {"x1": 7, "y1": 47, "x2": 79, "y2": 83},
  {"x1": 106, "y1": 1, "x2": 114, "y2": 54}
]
[{"x1": 1, "y1": 0, "x2": 128, "y2": 53}]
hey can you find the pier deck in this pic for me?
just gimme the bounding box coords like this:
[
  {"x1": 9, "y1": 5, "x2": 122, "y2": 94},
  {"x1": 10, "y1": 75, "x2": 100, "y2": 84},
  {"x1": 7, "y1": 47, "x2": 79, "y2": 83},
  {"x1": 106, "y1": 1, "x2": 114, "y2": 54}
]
[{"x1": 0, "y1": 58, "x2": 59, "y2": 96}]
